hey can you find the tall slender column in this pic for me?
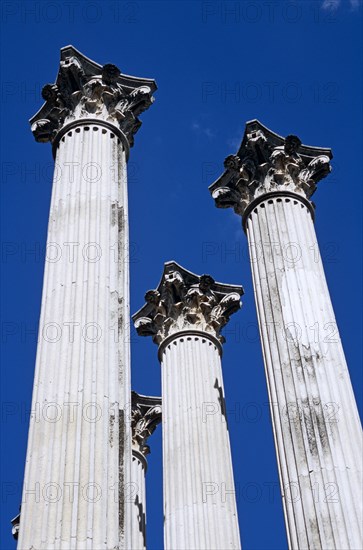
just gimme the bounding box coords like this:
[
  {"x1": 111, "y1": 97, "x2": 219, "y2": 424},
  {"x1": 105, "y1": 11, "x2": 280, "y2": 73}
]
[
  {"x1": 133, "y1": 261, "x2": 243, "y2": 550},
  {"x1": 130, "y1": 392, "x2": 162, "y2": 550},
  {"x1": 18, "y1": 46, "x2": 156, "y2": 550},
  {"x1": 209, "y1": 120, "x2": 363, "y2": 549}
]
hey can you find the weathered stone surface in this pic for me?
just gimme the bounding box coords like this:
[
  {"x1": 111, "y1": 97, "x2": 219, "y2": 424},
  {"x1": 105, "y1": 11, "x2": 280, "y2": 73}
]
[
  {"x1": 130, "y1": 392, "x2": 161, "y2": 550},
  {"x1": 209, "y1": 120, "x2": 332, "y2": 218},
  {"x1": 133, "y1": 263, "x2": 243, "y2": 550},
  {"x1": 19, "y1": 46, "x2": 156, "y2": 550},
  {"x1": 210, "y1": 121, "x2": 362, "y2": 550}
]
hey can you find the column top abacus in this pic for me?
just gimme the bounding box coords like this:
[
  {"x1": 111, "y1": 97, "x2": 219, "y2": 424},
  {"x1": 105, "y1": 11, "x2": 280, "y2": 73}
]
[
  {"x1": 132, "y1": 261, "x2": 243, "y2": 350},
  {"x1": 30, "y1": 45, "x2": 157, "y2": 151},
  {"x1": 209, "y1": 120, "x2": 333, "y2": 227}
]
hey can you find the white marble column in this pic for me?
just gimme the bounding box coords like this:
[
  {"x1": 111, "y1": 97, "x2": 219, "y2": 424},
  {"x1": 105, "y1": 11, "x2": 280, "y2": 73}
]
[
  {"x1": 210, "y1": 120, "x2": 363, "y2": 549},
  {"x1": 130, "y1": 392, "x2": 161, "y2": 550},
  {"x1": 18, "y1": 46, "x2": 156, "y2": 550},
  {"x1": 133, "y1": 262, "x2": 243, "y2": 550},
  {"x1": 131, "y1": 451, "x2": 147, "y2": 550}
]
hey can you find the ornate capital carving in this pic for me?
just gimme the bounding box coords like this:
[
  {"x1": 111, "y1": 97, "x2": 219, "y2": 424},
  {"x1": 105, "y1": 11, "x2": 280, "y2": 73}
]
[
  {"x1": 132, "y1": 261, "x2": 243, "y2": 346},
  {"x1": 131, "y1": 392, "x2": 162, "y2": 457},
  {"x1": 11, "y1": 511, "x2": 20, "y2": 540},
  {"x1": 209, "y1": 120, "x2": 333, "y2": 218},
  {"x1": 30, "y1": 45, "x2": 156, "y2": 147}
]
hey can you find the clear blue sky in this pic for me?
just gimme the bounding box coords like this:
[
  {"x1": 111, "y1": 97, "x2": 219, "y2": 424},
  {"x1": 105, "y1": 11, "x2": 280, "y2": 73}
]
[{"x1": 1, "y1": 1, "x2": 362, "y2": 549}]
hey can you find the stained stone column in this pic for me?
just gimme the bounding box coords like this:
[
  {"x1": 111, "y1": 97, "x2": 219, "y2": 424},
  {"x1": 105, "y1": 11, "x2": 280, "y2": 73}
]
[
  {"x1": 130, "y1": 392, "x2": 162, "y2": 550},
  {"x1": 133, "y1": 262, "x2": 243, "y2": 550},
  {"x1": 18, "y1": 46, "x2": 156, "y2": 550},
  {"x1": 210, "y1": 120, "x2": 363, "y2": 549}
]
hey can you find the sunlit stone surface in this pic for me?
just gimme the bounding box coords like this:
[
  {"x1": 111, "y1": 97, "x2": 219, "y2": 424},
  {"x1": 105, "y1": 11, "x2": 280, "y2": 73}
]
[
  {"x1": 130, "y1": 391, "x2": 161, "y2": 550},
  {"x1": 133, "y1": 261, "x2": 243, "y2": 550},
  {"x1": 18, "y1": 46, "x2": 156, "y2": 550},
  {"x1": 210, "y1": 120, "x2": 363, "y2": 550}
]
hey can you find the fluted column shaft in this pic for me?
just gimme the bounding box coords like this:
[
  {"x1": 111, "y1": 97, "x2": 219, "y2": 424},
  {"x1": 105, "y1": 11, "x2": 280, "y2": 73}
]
[
  {"x1": 130, "y1": 391, "x2": 161, "y2": 549},
  {"x1": 18, "y1": 122, "x2": 130, "y2": 549},
  {"x1": 160, "y1": 332, "x2": 241, "y2": 550},
  {"x1": 245, "y1": 195, "x2": 362, "y2": 549},
  {"x1": 130, "y1": 450, "x2": 147, "y2": 550}
]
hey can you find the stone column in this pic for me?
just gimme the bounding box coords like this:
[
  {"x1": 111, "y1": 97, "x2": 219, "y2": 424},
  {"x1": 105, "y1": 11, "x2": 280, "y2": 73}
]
[
  {"x1": 130, "y1": 392, "x2": 162, "y2": 550},
  {"x1": 133, "y1": 262, "x2": 243, "y2": 550},
  {"x1": 209, "y1": 120, "x2": 363, "y2": 549},
  {"x1": 18, "y1": 46, "x2": 156, "y2": 550}
]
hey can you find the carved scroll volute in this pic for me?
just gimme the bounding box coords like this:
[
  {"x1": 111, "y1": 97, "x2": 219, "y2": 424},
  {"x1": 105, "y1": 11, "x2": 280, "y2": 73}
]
[
  {"x1": 209, "y1": 120, "x2": 333, "y2": 217},
  {"x1": 132, "y1": 262, "x2": 243, "y2": 346},
  {"x1": 131, "y1": 392, "x2": 162, "y2": 457},
  {"x1": 30, "y1": 46, "x2": 157, "y2": 147}
]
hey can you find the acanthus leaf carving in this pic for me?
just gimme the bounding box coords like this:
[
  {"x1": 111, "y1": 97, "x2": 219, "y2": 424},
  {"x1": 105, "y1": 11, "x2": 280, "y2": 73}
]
[
  {"x1": 132, "y1": 262, "x2": 243, "y2": 346},
  {"x1": 30, "y1": 46, "x2": 156, "y2": 147},
  {"x1": 131, "y1": 392, "x2": 162, "y2": 457},
  {"x1": 209, "y1": 121, "x2": 332, "y2": 216}
]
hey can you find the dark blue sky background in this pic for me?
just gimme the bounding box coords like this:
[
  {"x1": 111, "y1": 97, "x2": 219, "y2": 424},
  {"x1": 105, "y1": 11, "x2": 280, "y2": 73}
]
[{"x1": 1, "y1": 1, "x2": 362, "y2": 549}]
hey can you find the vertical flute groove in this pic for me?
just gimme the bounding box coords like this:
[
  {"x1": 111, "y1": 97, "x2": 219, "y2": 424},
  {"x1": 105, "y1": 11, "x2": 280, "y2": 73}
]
[
  {"x1": 161, "y1": 335, "x2": 241, "y2": 550},
  {"x1": 245, "y1": 197, "x2": 362, "y2": 550},
  {"x1": 18, "y1": 126, "x2": 128, "y2": 550}
]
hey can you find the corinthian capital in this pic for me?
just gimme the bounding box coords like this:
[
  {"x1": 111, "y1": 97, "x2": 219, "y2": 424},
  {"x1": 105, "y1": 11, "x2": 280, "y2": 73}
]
[
  {"x1": 131, "y1": 392, "x2": 162, "y2": 457},
  {"x1": 30, "y1": 45, "x2": 156, "y2": 147},
  {"x1": 209, "y1": 120, "x2": 332, "y2": 218},
  {"x1": 132, "y1": 261, "x2": 243, "y2": 346}
]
